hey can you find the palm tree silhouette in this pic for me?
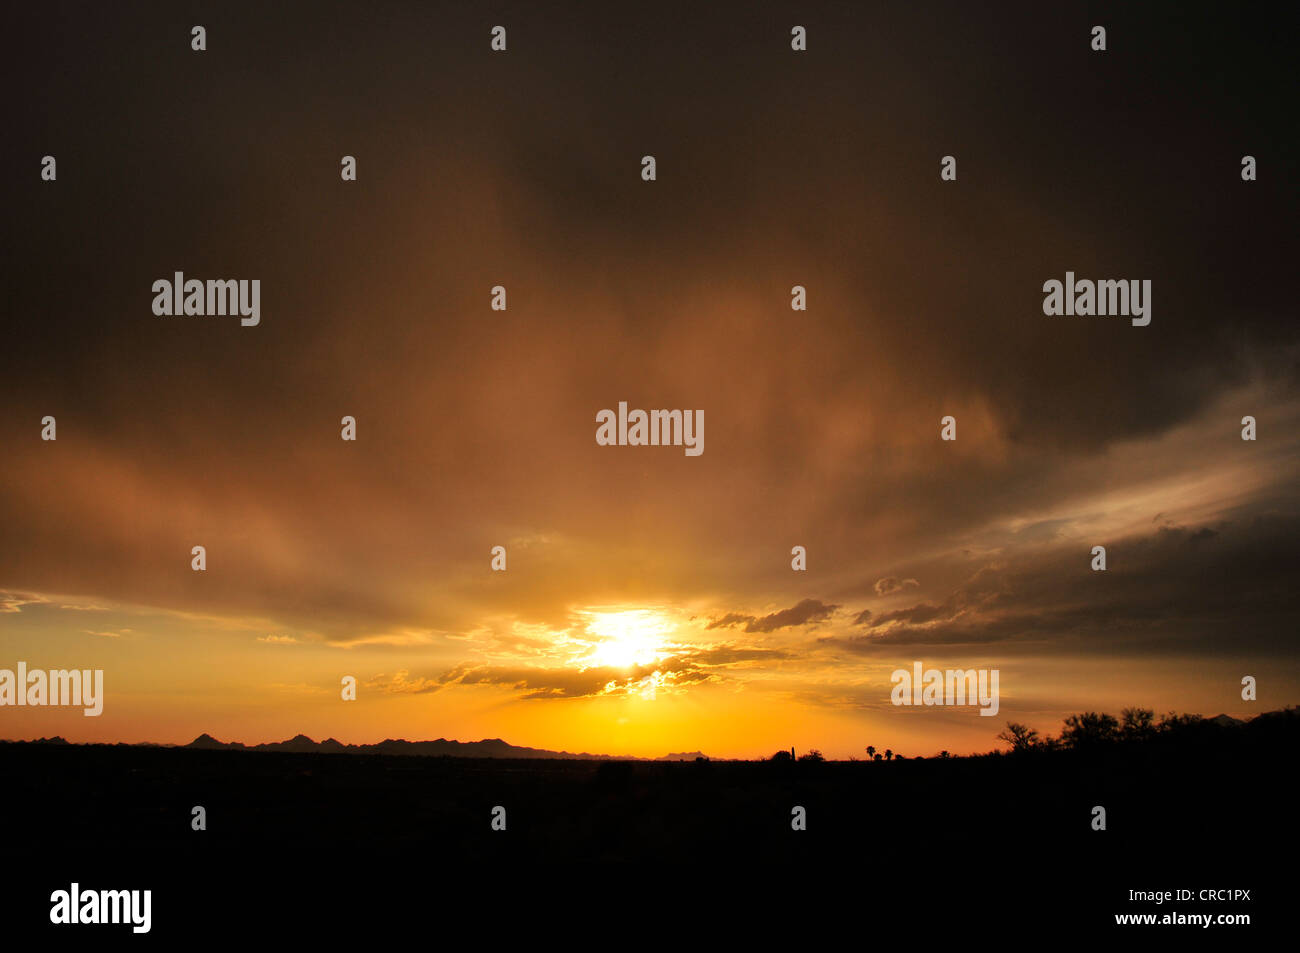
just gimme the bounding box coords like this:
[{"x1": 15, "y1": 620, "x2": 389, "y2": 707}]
[
  {"x1": 884, "y1": 749, "x2": 893, "y2": 761},
  {"x1": 866, "y1": 745, "x2": 876, "y2": 760}
]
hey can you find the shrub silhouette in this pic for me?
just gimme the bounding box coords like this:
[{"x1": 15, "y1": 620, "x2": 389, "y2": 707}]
[{"x1": 995, "y1": 707, "x2": 1239, "y2": 754}]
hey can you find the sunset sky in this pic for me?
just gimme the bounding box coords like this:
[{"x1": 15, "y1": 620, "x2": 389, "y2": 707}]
[{"x1": 2, "y1": 3, "x2": 1296, "y2": 758}]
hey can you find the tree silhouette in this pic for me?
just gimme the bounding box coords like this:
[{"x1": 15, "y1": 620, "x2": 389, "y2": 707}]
[
  {"x1": 993, "y1": 708, "x2": 1258, "y2": 755},
  {"x1": 798, "y1": 749, "x2": 825, "y2": 762},
  {"x1": 997, "y1": 722, "x2": 1040, "y2": 752},
  {"x1": 884, "y1": 749, "x2": 893, "y2": 761},
  {"x1": 1060, "y1": 712, "x2": 1119, "y2": 748},
  {"x1": 866, "y1": 745, "x2": 876, "y2": 760},
  {"x1": 1121, "y1": 707, "x2": 1155, "y2": 741},
  {"x1": 1158, "y1": 712, "x2": 1204, "y2": 732}
]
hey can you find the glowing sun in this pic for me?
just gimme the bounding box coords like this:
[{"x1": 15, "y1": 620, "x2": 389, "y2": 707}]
[{"x1": 579, "y1": 609, "x2": 672, "y2": 670}]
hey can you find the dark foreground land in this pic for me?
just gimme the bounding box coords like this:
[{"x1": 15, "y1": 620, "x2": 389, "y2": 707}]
[{"x1": 2, "y1": 712, "x2": 1295, "y2": 941}]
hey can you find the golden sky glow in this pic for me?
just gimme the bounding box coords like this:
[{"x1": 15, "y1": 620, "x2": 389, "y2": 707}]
[{"x1": 3, "y1": 7, "x2": 1297, "y2": 759}]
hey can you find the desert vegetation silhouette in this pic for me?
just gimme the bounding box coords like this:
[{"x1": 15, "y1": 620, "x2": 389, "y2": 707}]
[{"x1": 761, "y1": 705, "x2": 1297, "y2": 762}]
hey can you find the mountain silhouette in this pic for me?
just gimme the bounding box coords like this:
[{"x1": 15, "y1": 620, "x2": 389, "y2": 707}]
[
  {"x1": 182, "y1": 733, "x2": 645, "y2": 760},
  {"x1": 186, "y1": 733, "x2": 245, "y2": 750}
]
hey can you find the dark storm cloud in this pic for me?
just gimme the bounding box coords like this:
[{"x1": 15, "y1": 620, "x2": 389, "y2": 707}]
[
  {"x1": 707, "y1": 599, "x2": 839, "y2": 633},
  {"x1": 0, "y1": 1, "x2": 1295, "y2": 663},
  {"x1": 829, "y1": 516, "x2": 1300, "y2": 657}
]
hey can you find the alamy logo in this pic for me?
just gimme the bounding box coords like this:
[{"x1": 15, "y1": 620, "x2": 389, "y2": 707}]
[
  {"x1": 596, "y1": 402, "x2": 704, "y2": 456},
  {"x1": 1042, "y1": 272, "x2": 1151, "y2": 326},
  {"x1": 891, "y1": 662, "x2": 1000, "y2": 717},
  {"x1": 0, "y1": 662, "x2": 103, "y2": 716},
  {"x1": 152, "y1": 272, "x2": 260, "y2": 326},
  {"x1": 50, "y1": 883, "x2": 151, "y2": 934}
]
